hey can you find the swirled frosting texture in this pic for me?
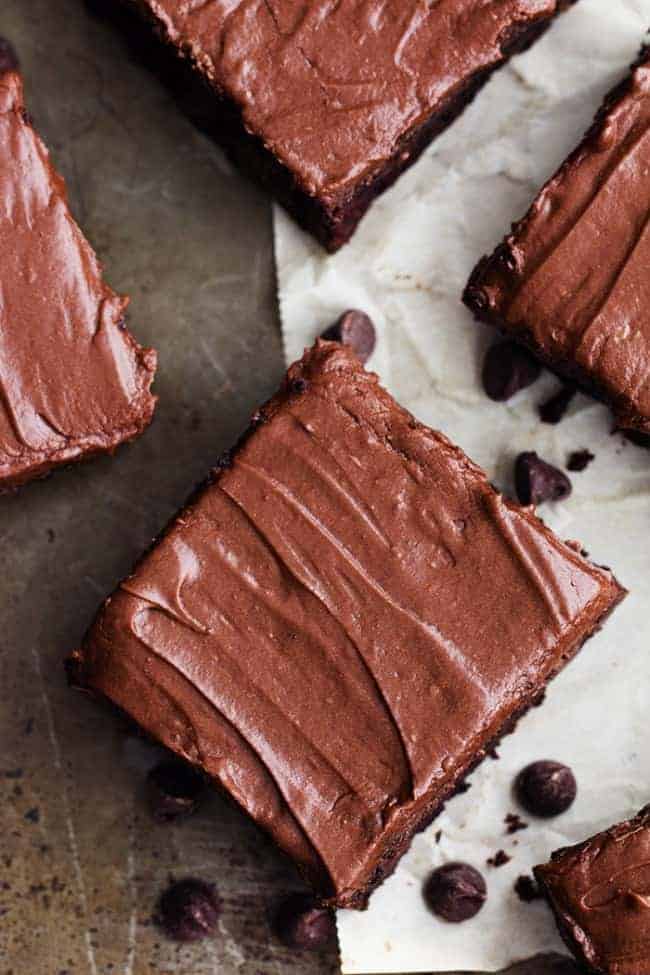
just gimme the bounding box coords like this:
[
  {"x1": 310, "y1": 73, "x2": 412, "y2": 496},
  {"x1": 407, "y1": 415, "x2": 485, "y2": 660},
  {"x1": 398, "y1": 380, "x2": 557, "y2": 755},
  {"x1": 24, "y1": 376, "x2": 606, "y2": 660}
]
[
  {"x1": 465, "y1": 48, "x2": 650, "y2": 433},
  {"x1": 536, "y1": 806, "x2": 650, "y2": 975},
  {"x1": 134, "y1": 0, "x2": 569, "y2": 197},
  {"x1": 0, "y1": 69, "x2": 156, "y2": 490},
  {"x1": 72, "y1": 343, "x2": 623, "y2": 907}
]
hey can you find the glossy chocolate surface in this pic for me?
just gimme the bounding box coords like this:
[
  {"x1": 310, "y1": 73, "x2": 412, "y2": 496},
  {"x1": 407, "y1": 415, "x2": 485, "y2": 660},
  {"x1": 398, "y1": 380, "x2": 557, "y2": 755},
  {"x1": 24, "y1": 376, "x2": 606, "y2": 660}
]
[
  {"x1": 465, "y1": 48, "x2": 650, "y2": 433},
  {"x1": 71, "y1": 342, "x2": 623, "y2": 907},
  {"x1": 119, "y1": 0, "x2": 570, "y2": 247},
  {"x1": 0, "y1": 65, "x2": 156, "y2": 490},
  {"x1": 536, "y1": 806, "x2": 650, "y2": 975}
]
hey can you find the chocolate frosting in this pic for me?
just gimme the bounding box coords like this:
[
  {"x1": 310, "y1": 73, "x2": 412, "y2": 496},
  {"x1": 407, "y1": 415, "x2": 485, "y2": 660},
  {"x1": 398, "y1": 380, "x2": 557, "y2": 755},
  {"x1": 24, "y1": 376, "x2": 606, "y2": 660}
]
[
  {"x1": 465, "y1": 48, "x2": 650, "y2": 433},
  {"x1": 0, "y1": 67, "x2": 157, "y2": 490},
  {"x1": 71, "y1": 343, "x2": 623, "y2": 907},
  {"x1": 133, "y1": 0, "x2": 569, "y2": 198},
  {"x1": 536, "y1": 806, "x2": 650, "y2": 975}
]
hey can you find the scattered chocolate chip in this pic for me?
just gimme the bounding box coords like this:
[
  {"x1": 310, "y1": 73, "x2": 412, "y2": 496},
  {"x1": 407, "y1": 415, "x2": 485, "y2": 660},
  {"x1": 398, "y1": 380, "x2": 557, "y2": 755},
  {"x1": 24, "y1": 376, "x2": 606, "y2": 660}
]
[
  {"x1": 321, "y1": 309, "x2": 376, "y2": 364},
  {"x1": 515, "y1": 760, "x2": 577, "y2": 818},
  {"x1": 434, "y1": 830, "x2": 443, "y2": 844},
  {"x1": 481, "y1": 341, "x2": 541, "y2": 402},
  {"x1": 538, "y1": 386, "x2": 575, "y2": 424},
  {"x1": 272, "y1": 893, "x2": 336, "y2": 950},
  {"x1": 423, "y1": 862, "x2": 487, "y2": 923},
  {"x1": 487, "y1": 746, "x2": 500, "y2": 760},
  {"x1": 567, "y1": 449, "x2": 595, "y2": 472},
  {"x1": 514, "y1": 874, "x2": 542, "y2": 903},
  {"x1": 515, "y1": 451, "x2": 572, "y2": 506},
  {"x1": 155, "y1": 878, "x2": 220, "y2": 942},
  {"x1": 24, "y1": 807, "x2": 40, "y2": 824},
  {"x1": 504, "y1": 813, "x2": 528, "y2": 835},
  {"x1": 455, "y1": 780, "x2": 471, "y2": 794},
  {"x1": 487, "y1": 850, "x2": 511, "y2": 868},
  {"x1": 147, "y1": 759, "x2": 205, "y2": 822},
  {"x1": 0, "y1": 38, "x2": 18, "y2": 76}
]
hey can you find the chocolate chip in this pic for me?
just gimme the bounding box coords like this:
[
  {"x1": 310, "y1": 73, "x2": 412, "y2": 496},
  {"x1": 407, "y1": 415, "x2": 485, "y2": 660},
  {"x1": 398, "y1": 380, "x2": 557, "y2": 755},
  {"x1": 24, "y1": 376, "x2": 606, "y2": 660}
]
[
  {"x1": 516, "y1": 761, "x2": 577, "y2": 818},
  {"x1": 538, "y1": 386, "x2": 575, "y2": 424},
  {"x1": 481, "y1": 341, "x2": 541, "y2": 401},
  {"x1": 514, "y1": 874, "x2": 542, "y2": 903},
  {"x1": 504, "y1": 812, "x2": 528, "y2": 835},
  {"x1": 567, "y1": 449, "x2": 595, "y2": 472},
  {"x1": 423, "y1": 862, "x2": 487, "y2": 923},
  {"x1": 515, "y1": 452, "x2": 572, "y2": 505},
  {"x1": 321, "y1": 309, "x2": 376, "y2": 364},
  {"x1": 486, "y1": 850, "x2": 510, "y2": 868},
  {"x1": 155, "y1": 878, "x2": 220, "y2": 942},
  {"x1": 290, "y1": 377, "x2": 308, "y2": 395},
  {"x1": 147, "y1": 759, "x2": 205, "y2": 822},
  {"x1": 272, "y1": 893, "x2": 335, "y2": 950},
  {"x1": 0, "y1": 38, "x2": 19, "y2": 76}
]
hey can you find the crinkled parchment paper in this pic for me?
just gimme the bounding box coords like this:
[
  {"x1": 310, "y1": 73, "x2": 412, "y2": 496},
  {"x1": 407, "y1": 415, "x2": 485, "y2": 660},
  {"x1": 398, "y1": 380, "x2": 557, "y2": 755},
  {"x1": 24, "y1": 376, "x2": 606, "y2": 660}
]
[{"x1": 273, "y1": 1, "x2": 650, "y2": 970}]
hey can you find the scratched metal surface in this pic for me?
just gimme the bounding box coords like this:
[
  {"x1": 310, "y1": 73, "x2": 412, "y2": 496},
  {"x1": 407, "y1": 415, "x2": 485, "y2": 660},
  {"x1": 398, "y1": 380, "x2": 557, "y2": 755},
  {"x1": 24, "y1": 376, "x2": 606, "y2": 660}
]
[{"x1": 0, "y1": 4, "x2": 580, "y2": 975}]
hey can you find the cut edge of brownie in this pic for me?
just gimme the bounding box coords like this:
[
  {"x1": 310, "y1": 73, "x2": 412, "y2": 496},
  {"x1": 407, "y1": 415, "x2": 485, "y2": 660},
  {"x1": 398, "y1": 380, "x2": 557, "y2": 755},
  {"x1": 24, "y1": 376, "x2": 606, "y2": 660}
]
[
  {"x1": 86, "y1": 0, "x2": 575, "y2": 252},
  {"x1": 463, "y1": 44, "x2": 650, "y2": 434},
  {"x1": 68, "y1": 341, "x2": 625, "y2": 909}
]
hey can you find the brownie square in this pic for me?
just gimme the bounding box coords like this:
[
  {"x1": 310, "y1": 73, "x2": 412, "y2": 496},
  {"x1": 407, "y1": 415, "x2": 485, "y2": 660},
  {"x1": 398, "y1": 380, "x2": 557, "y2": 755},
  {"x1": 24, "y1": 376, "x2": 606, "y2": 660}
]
[
  {"x1": 535, "y1": 806, "x2": 650, "y2": 975},
  {"x1": 0, "y1": 50, "x2": 157, "y2": 491},
  {"x1": 464, "y1": 47, "x2": 650, "y2": 435},
  {"x1": 92, "y1": 0, "x2": 573, "y2": 251},
  {"x1": 70, "y1": 342, "x2": 623, "y2": 908}
]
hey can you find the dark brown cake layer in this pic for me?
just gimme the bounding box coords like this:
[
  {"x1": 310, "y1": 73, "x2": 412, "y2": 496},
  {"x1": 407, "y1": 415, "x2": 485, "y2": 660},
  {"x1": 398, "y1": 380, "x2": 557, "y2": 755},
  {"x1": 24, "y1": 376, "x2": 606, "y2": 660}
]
[
  {"x1": 69, "y1": 342, "x2": 624, "y2": 909},
  {"x1": 464, "y1": 47, "x2": 650, "y2": 434},
  {"x1": 535, "y1": 806, "x2": 650, "y2": 975},
  {"x1": 93, "y1": 0, "x2": 574, "y2": 251},
  {"x1": 0, "y1": 54, "x2": 157, "y2": 492}
]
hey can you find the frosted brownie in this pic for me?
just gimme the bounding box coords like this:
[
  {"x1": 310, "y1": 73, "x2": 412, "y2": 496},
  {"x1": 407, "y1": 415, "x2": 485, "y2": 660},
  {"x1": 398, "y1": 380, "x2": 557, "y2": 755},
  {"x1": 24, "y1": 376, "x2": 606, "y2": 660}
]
[
  {"x1": 69, "y1": 342, "x2": 623, "y2": 908},
  {"x1": 92, "y1": 0, "x2": 574, "y2": 251},
  {"x1": 465, "y1": 47, "x2": 650, "y2": 434},
  {"x1": 0, "y1": 43, "x2": 156, "y2": 491},
  {"x1": 535, "y1": 806, "x2": 650, "y2": 975}
]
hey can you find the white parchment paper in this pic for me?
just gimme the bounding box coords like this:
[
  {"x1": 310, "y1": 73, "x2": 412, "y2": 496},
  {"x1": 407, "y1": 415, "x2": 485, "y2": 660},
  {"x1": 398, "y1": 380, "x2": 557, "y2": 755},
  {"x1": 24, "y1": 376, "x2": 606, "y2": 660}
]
[{"x1": 274, "y1": 1, "x2": 650, "y2": 970}]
